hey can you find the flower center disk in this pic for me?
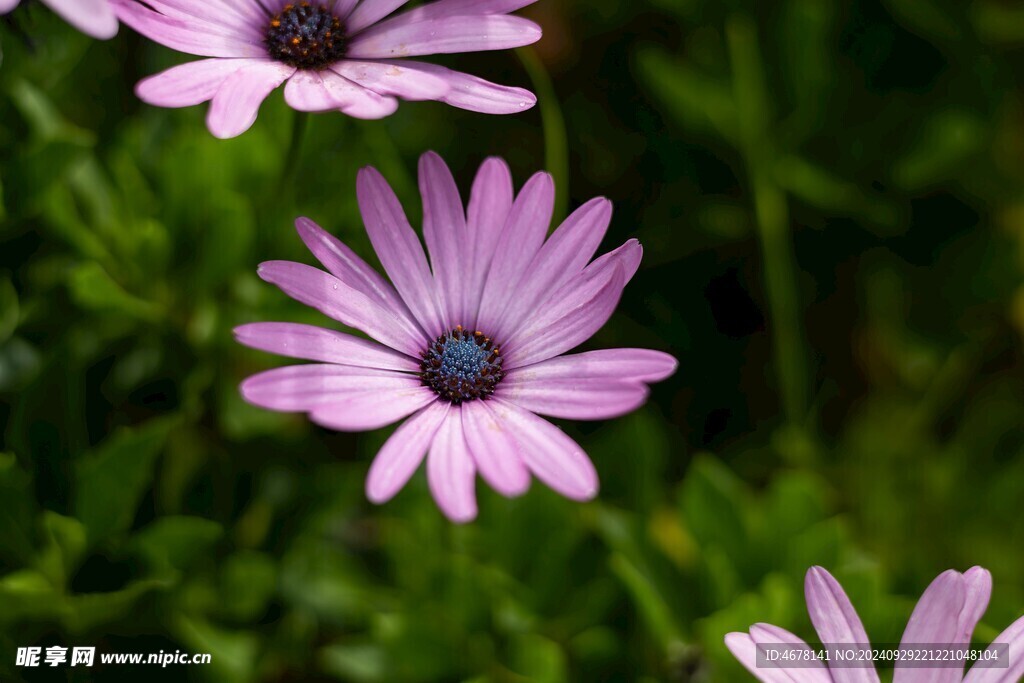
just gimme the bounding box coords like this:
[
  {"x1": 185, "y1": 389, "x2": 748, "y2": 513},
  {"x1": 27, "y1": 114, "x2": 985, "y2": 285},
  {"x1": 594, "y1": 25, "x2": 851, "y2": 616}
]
[
  {"x1": 421, "y1": 327, "x2": 505, "y2": 404},
  {"x1": 265, "y1": 2, "x2": 347, "y2": 70}
]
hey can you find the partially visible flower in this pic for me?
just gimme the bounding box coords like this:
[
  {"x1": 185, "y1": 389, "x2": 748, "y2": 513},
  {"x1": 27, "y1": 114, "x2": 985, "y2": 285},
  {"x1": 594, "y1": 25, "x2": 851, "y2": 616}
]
[
  {"x1": 726, "y1": 565, "x2": 1024, "y2": 682},
  {"x1": 0, "y1": 0, "x2": 118, "y2": 39},
  {"x1": 235, "y1": 152, "x2": 677, "y2": 522},
  {"x1": 112, "y1": 0, "x2": 542, "y2": 138}
]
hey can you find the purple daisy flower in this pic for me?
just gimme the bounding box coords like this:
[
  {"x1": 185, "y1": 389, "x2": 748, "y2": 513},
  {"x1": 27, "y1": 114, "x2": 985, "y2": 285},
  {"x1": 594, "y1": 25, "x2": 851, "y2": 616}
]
[
  {"x1": 726, "y1": 565, "x2": 1024, "y2": 682},
  {"x1": 111, "y1": 0, "x2": 542, "y2": 138},
  {"x1": 235, "y1": 152, "x2": 677, "y2": 522},
  {"x1": 0, "y1": 0, "x2": 118, "y2": 39}
]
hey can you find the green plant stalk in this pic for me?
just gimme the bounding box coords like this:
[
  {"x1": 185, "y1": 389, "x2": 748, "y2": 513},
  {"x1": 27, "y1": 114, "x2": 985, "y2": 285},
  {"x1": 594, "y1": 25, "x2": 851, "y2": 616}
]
[
  {"x1": 280, "y1": 110, "x2": 310, "y2": 189},
  {"x1": 726, "y1": 15, "x2": 810, "y2": 431},
  {"x1": 517, "y1": 46, "x2": 570, "y2": 225}
]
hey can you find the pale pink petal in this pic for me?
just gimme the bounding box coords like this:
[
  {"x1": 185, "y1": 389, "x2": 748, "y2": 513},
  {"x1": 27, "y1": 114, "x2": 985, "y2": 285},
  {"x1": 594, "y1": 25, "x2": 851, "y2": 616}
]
[
  {"x1": 498, "y1": 377, "x2": 648, "y2": 421},
  {"x1": 347, "y1": 15, "x2": 541, "y2": 59},
  {"x1": 489, "y1": 399, "x2": 598, "y2": 501},
  {"x1": 110, "y1": 0, "x2": 263, "y2": 57},
  {"x1": 962, "y1": 615, "x2": 1024, "y2": 683},
  {"x1": 419, "y1": 152, "x2": 469, "y2": 326},
  {"x1": 957, "y1": 567, "x2": 993, "y2": 644},
  {"x1": 346, "y1": 0, "x2": 412, "y2": 33},
  {"x1": 282, "y1": 71, "x2": 339, "y2": 112},
  {"x1": 0, "y1": 0, "x2": 20, "y2": 14},
  {"x1": 460, "y1": 401, "x2": 529, "y2": 497},
  {"x1": 376, "y1": 0, "x2": 538, "y2": 26},
  {"x1": 207, "y1": 62, "x2": 295, "y2": 139},
  {"x1": 503, "y1": 264, "x2": 627, "y2": 370},
  {"x1": 240, "y1": 364, "x2": 421, "y2": 411},
  {"x1": 894, "y1": 570, "x2": 965, "y2": 683},
  {"x1": 257, "y1": 260, "x2": 424, "y2": 355},
  {"x1": 356, "y1": 166, "x2": 446, "y2": 338},
  {"x1": 44, "y1": 0, "x2": 118, "y2": 38},
  {"x1": 309, "y1": 386, "x2": 435, "y2": 431},
  {"x1": 136, "y1": 58, "x2": 267, "y2": 107},
  {"x1": 283, "y1": 70, "x2": 398, "y2": 118},
  {"x1": 804, "y1": 567, "x2": 879, "y2": 683},
  {"x1": 366, "y1": 401, "x2": 450, "y2": 503},
  {"x1": 294, "y1": 217, "x2": 425, "y2": 346},
  {"x1": 466, "y1": 157, "x2": 514, "y2": 327},
  {"x1": 490, "y1": 197, "x2": 612, "y2": 337},
  {"x1": 427, "y1": 413, "x2": 478, "y2": 522},
  {"x1": 510, "y1": 349, "x2": 678, "y2": 384},
  {"x1": 725, "y1": 632, "x2": 814, "y2": 683},
  {"x1": 333, "y1": 0, "x2": 358, "y2": 19},
  {"x1": 234, "y1": 322, "x2": 419, "y2": 371},
  {"x1": 120, "y1": 0, "x2": 260, "y2": 39},
  {"x1": 749, "y1": 624, "x2": 832, "y2": 683},
  {"x1": 370, "y1": 60, "x2": 536, "y2": 114},
  {"x1": 475, "y1": 172, "x2": 554, "y2": 334},
  {"x1": 332, "y1": 60, "x2": 450, "y2": 101}
]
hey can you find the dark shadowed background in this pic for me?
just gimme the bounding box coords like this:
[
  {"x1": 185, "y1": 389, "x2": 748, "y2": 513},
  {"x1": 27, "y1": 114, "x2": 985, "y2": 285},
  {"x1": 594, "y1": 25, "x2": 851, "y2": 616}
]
[{"x1": 1, "y1": 0, "x2": 1023, "y2": 680}]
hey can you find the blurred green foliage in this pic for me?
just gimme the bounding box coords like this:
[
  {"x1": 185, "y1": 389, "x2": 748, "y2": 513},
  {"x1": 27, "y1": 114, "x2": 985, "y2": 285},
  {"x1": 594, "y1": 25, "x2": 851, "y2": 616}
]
[{"x1": 1, "y1": 0, "x2": 1024, "y2": 681}]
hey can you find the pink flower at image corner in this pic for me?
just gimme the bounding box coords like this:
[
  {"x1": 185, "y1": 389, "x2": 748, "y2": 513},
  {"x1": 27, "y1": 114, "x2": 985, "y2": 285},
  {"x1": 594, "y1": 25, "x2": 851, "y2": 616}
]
[
  {"x1": 234, "y1": 152, "x2": 677, "y2": 522},
  {"x1": 726, "y1": 565, "x2": 1024, "y2": 683},
  {"x1": 0, "y1": 0, "x2": 118, "y2": 39},
  {"x1": 111, "y1": 0, "x2": 544, "y2": 139}
]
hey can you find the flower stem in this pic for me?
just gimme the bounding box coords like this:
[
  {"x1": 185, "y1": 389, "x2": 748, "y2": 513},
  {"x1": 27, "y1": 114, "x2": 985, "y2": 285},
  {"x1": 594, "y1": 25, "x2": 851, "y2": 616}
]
[
  {"x1": 280, "y1": 110, "x2": 310, "y2": 189},
  {"x1": 726, "y1": 15, "x2": 811, "y2": 439},
  {"x1": 517, "y1": 47, "x2": 570, "y2": 226}
]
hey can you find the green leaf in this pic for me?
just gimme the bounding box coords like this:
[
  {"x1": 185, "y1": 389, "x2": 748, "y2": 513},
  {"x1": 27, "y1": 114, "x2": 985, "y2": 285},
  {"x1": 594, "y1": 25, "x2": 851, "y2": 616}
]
[
  {"x1": 74, "y1": 418, "x2": 176, "y2": 545},
  {"x1": 321, "y1": 643, "x2": 387, "y2": 683},
  {"x1": 130, "y1": 516, "x2": 223, "y2": 574},
  {"x1": 67, "y1": 260, "x2": 162, "y2": 322},
  {"x1": 35, "y1": 512, "x2": 87, "y2": 589},
  {"x1": 679, "y1": 455, "x2": 749, "y2": 566},
  {"x1": 0, "y1": 276, "x2": 18, "y2": 344},
  {"x1": 0, "y1": 454, "x2": 37, "y2": 564},
  {"x1": 63, "y1": 578, "x2": 171, "y2": 633},
  {"x1": 511, "y1": 633, "x2": 569, "y2": 683}
]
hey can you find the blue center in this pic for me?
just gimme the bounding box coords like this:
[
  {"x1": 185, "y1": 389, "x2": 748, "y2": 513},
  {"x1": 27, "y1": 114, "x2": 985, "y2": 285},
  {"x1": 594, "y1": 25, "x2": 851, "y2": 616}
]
[
  {"x1": 421, "y1": 327, "x2": 504, "y2": 404},
  {"x1": 265, "y1": 2, "x2": 347, "y2": 70}
]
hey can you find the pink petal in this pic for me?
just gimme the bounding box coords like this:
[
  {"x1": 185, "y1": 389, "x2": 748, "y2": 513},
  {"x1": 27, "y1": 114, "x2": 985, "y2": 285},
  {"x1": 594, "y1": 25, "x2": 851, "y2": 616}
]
[
  {"x1": 309, "y1": 386, "x2": 435, "y2": 431},
  {"x1": 366, "y1": 401, "x2": 450, "y2": 503},
  {"x1": 466, "y1": 157, "x2": 514, "y2": 326},
  {"x1": 475, "y1": 172, "x2": 554, "y2": 334},
  {"x1": 957, "y1": 567, "x2": 993, "y2": 644},
  {"x1": 334, "y1": 0, "x2": 359, "y2": 19},
  {"x1": 234, "y1": 322, "x2": 419, "y2": 371},
  {"x1": 725, "y1": 632, "x2": 813, "y2": 683},
  {"x1": 489, "y1": 399, "x2": 598, "y2": 501},
  {"x1": 0, "y1": 0, "x2": 20, "y2": 14},
  {"x1": 427, "y1": 412, "x2": 478, "y2": 522},
  {"x1": 749, "y1": 623, "x2": 832, "y2": 683},
  {"x1": 240, "y1": 364, "x2": 421, "y2": 411},
  {"x1": 347, "y1": 15, "x2": 541, "y2": 59},
  {"x1": 136, "y1": 58, "x2": 265, "y2": 108},
  {"x1": 207, "y1": 62, "x2": 295, "y2": 139},
  {"x1": 110, "y1": 0, "x2": 263, "y2": 57},
  {"x1": 257, "y1": 260, "x2": 424, "y2": 356},
  {"x1": 460, "y1": 401, "x2": 529, "y2": 497},
  {"x1": 283, "y1": 70, "x2": 398, "y2": 118},
  {"x1": 44, "y1": 0, "x2": 118, "y2": 38},
  {"x1": 372, "y1": 60, "x2": 536, "y2": 114},
  {"x1": 962, "y1": 615, "x2": 1024, "y2": 683},
  {"x1": 489, "y1": 197, "x2": 612, "y2": 337},
  {"x1": 346, "y1": 0, "x2": 412, "y2": 33},
  {"x1": 498, "y1": 377, "x2": 649, "y2": 421},
  {"x1": 120, "y1": 0, "x2": 260, "y2": 39},
  {"x1": 804, "y1": 566, "x2": 879, "y2": 683},
  {"x1": 419, "y1": 152, "x2": 469, "y2": 326},
  {"x1": 503, "y1": 263, "x2": 627, "y2": 370},
  {"x1": 376, "y1": 0, "x2": 539, "y2": 26},
  {"x1": 332, "y1": 60, "x2": 450, "y2": 100},
  {"x1": 510, "y1": 348, "x2": 678, "y2": 384},
  {"x1": 894, "y1": 570, "x2": 965, "y2": 683},
  {"x1": 294, "y1": 217, "x2": 426, "y2": 347},
  {"x1": 356, "y1": 166, "x2": 446, "y2": 338}
]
